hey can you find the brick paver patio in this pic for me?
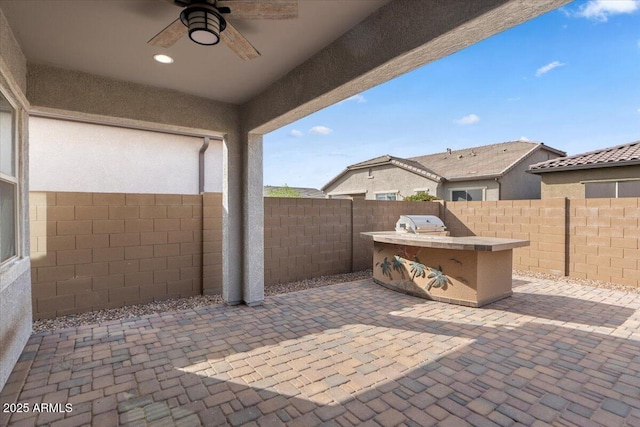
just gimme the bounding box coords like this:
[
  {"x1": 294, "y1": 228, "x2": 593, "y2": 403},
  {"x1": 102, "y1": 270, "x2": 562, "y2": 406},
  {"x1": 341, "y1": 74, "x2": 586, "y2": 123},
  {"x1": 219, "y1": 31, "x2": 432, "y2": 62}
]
[{"x1": 1, "y1": 276, "x2": 640, "y2": 426}]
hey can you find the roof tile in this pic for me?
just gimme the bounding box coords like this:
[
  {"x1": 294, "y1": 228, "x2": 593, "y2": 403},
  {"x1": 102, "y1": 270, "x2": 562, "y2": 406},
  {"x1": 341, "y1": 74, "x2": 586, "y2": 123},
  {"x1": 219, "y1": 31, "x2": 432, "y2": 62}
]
[
  {"x1": 409, "y1": 141, "x2": 556, "y2": 180},
  {"x1": 529, "y1": 141, "x2": 640, "y2": 172}
]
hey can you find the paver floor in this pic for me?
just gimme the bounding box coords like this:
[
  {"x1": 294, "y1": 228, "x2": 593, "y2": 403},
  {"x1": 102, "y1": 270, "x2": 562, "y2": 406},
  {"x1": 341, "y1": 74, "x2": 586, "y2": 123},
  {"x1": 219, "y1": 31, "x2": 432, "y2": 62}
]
[{"x1": 1, "y1": 276, "x2": 640, "y2": 426}]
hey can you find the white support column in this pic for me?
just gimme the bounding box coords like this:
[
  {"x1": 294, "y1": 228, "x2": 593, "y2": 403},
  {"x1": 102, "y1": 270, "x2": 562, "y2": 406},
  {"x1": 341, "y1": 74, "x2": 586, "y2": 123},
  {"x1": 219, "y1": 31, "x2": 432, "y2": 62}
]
[
  {"x1": 243, "y1": 133, "x2": 264, "y2": 305},
  {"x1": 222, "y1": 133, "x2": 243, "y2": 305}
]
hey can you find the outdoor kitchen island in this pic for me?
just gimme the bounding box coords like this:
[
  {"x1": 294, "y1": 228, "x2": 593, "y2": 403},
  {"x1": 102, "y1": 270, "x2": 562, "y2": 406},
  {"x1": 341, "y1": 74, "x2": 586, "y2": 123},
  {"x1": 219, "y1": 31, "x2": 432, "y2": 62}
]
[{"x1": 361, "y1": 232, "x2": 530, "y2": 307}]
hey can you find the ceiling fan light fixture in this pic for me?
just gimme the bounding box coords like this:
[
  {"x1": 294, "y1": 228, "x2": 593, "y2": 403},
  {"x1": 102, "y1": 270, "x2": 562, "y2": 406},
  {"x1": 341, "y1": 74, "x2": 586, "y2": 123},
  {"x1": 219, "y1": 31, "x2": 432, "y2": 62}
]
[{"x1": 180, "y1": 4, "x2": 227, "y2": 46}]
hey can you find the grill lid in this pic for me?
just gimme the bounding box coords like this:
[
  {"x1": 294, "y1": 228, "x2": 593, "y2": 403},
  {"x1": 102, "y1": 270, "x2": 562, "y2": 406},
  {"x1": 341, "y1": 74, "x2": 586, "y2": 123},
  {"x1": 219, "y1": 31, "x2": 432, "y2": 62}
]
[{"x1": 395, "y1": 215, "x2": 446, "y2": 234}]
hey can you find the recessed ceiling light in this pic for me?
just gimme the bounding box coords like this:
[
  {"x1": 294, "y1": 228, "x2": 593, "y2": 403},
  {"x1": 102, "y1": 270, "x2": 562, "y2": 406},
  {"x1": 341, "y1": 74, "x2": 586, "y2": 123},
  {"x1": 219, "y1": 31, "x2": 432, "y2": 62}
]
[{"x1": 153, "y1": 54, "x2": 174, "y2": 64}]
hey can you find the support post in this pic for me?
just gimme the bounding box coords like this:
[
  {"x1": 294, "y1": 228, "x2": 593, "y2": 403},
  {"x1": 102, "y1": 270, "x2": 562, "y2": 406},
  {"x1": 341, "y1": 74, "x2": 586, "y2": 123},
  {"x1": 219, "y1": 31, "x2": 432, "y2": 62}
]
[
  {"x1": 243, "y1": 133, "x2": 264, "y2": 305},
  {"x1": 221, "y1": 131, "x2": 264, "y2": 305},
  {"x1": 222, "y1": 133, "x2": 243, "y2": 305}
]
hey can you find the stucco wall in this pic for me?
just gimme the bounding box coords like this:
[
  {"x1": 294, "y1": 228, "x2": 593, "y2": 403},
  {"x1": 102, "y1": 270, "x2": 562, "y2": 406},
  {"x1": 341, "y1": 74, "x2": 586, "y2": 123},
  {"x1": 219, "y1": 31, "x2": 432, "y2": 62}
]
[
  {"x1": 28, "y1": 64, "x2": 238, "y2": 135},
  {"x1": 0, "y1": 268, "x2": 31, "y2": 390},
  {"x1": 326, "y1": 153, "x2": 558, "y2": 202},
  {"x1": 501, "y1": 148, "x2": 560, "y2": 200},
  {"x1": 0, "y1": 7, "x2": 31, "y2": 393},
  {"x1": 325, "y1": 164, "x2": 439, "y2": 200},
  {"x1": 0, "y1": 9, "x2": 26, "y2": 94},
  {"x1": 540, "y1": 165, "x2": 640, "y2": 199},
  {"x1": 29, "y1": 117, "x2": 223, "y2": 194}
]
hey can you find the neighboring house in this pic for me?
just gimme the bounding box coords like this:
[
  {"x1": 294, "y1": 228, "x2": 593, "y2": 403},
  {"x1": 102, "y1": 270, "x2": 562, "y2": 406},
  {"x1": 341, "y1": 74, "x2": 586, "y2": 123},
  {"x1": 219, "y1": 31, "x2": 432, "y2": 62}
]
[
  {"x1": 264, "y1": 186, "x2": 326, "y2": 198},
  {"x1": 322, "y1": 141, "x2": 565, "y2": 201},
  {"x1": 528, "y1": 141, "x2": 640, "y2": 199}
]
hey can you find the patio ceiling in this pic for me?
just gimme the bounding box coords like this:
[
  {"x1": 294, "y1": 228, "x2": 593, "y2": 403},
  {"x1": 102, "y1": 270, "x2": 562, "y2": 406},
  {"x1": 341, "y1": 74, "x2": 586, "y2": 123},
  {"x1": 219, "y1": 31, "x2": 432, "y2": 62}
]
[
  {"x1": 1, "y1": 0, "x2": 573, "y2": 136},
  {"x1": 0, "y1": 0, "x2": 390, "y2": 104}
]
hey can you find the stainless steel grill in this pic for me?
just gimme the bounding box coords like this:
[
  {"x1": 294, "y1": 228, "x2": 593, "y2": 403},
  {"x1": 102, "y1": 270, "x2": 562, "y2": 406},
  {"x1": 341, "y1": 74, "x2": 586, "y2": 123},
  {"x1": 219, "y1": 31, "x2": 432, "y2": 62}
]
[{"x1": 395, "y1": 215, "x2": 447, "y2": 235}]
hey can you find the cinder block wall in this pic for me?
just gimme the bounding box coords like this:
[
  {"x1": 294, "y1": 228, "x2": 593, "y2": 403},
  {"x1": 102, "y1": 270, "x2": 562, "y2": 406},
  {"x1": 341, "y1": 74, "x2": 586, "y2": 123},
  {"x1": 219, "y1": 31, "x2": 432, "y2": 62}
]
[
  {"x1": 351, "y1": 200, "x2": 440, "y2": 271},
  {"x1": 443, "y1": 199, "x2": 567, "y2": 274},
  {"x1": 569, "y1": 198, "x2": 639, "y2": 286},
  {"x1": 30, "y1": 194, "x2": 640, "y2": 319},
  {"x1": 29, "y1": 192, "x2": 207, "y2": 319},
  {"x1": 264, "y1": 198, "x2": 352, "y2": 285},
  {"x1": 203, "y1": 193, "x2": 223, "y2": 294}
]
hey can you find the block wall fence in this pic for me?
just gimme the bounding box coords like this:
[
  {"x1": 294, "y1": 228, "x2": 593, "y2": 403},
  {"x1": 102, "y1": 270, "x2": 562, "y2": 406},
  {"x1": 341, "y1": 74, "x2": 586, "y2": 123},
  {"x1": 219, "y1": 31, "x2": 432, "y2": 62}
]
[
  {"x1": 29, "y1": 192, "x2": 640, "y2": 319},
  {"x1": 29, "y1": 192, "x2": 220, "y2": 320},
  {"x1": 443, "y1": 198, "x2": 640, "y2": 286}
]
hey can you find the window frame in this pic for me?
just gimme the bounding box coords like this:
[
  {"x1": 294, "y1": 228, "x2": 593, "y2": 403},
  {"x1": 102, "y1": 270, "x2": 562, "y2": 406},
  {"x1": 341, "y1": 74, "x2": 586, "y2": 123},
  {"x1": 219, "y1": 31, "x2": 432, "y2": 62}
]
[
  {"x1": 582, "y1": 178, "x2": 640, "y2": 199},
  {"x1": 0, "y1": 86, "x2": 20, "y2": 266},
  {"x1": 374, "y1": 191, "x2": 398, "y2": 201},
  {"x1": 448, "y1": 187, "x2": 486, "y2": 202}
]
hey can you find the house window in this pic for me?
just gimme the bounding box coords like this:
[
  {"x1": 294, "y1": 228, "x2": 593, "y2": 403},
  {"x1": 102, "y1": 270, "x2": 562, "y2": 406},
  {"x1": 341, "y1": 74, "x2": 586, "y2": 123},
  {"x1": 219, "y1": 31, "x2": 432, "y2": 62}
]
[
  {"x1": 451, "y1": 188, "x2": 483, "y2": 201},
  {"x1": 0, "y1": 91, "x2": 17, "y2": 264},
  {"x1": 618, "y1": 181, "x2": 640, "y2": 197},
  {"x1": 375, "y1": 192, "x2": 397, "y2": 201},
  {"x1": 585, "y1": 180, "x2": 640, "y2": 198}
]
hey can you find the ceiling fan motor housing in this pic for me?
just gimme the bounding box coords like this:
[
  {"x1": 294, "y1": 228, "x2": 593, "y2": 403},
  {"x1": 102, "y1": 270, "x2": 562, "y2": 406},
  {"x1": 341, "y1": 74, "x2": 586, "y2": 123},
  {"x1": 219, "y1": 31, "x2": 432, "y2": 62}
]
[{"x1": 180, "y1": 2, "x2": 227, "y2": 45}]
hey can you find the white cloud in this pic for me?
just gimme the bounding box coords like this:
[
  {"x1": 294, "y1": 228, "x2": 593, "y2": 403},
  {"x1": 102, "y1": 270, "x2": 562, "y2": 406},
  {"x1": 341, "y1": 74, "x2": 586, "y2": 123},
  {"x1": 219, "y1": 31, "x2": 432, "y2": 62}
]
[
  {"x1": 536, "y1": 61, "x2": 565, "y2": 77},
  {"x1": 454, "y1": 114, "x2": 480, "y2": 125},
  {"x1": 347, "y1": 94, "x2": 366, "y2": 103},
  {"x1": 310, "y1": 126, "x2": 333, "y2": 135},
  {"x1": 289, "y1": 129, "x2": 303, "y2": 137},
  {"x1": 637, "y1": 108, "x2": 640, "y2": 114},
  {"x1": 518, "y1": 136, "x2": 530, "y2": 142},
  {"x1": 574, "y1": 0, "x2": 639, "y2": 21}
]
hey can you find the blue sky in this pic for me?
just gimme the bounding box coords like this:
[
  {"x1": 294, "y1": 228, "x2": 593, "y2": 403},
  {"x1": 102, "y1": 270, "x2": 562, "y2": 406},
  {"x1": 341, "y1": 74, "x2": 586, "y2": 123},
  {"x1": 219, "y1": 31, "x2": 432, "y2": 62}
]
[{"x1": 263, "y1": 0, "x2": 640, "y2": 189}]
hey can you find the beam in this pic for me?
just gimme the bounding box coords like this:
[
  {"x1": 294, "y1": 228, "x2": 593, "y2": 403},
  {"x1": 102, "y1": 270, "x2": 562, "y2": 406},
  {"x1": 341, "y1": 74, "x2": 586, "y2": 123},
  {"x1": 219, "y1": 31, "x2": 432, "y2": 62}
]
[{"x1": 241, "y1": 0, "x2": 570, "y2": 134}]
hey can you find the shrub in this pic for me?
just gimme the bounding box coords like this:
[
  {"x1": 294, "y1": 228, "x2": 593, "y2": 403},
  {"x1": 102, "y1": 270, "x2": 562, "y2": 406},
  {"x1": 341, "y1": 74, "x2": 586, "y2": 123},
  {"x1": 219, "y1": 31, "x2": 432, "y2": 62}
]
[
  {"x1": 403, "y1": 191, "x2": 439, "y2": 202},
  {"x1": 267, "y1": 184, "x2": 301, "y2": 198}
]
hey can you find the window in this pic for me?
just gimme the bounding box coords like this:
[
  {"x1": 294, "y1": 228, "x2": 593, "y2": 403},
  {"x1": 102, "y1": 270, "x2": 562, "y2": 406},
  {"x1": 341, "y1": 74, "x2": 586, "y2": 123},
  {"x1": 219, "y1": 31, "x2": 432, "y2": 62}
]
[
  {"x1": 0, "y1": 91, "x2": 17, "y2": 264},
  {"x1": 585, "y1": 180, "x2": 640, "y2": 198},
  {"x1": 375, "y1": 192, "x2": 397, "y2": 201},
  {"x1": 451, "y1": 188, "x2": 483, "y2": 201},
  {"x1": 618, "y1": 181, "x2": 640, "y2": 197}
]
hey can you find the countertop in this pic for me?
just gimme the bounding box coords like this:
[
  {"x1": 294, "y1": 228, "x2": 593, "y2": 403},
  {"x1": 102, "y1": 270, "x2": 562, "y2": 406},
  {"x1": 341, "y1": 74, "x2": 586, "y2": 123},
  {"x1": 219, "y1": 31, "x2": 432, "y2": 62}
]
[{"x1": 361, "y1": 232, "x2": 530, "y2": 252}]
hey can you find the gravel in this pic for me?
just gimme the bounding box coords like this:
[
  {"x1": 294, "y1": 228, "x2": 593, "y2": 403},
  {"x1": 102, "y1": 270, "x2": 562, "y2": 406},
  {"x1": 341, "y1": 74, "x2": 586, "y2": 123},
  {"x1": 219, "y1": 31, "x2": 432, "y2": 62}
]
[{"x1": 33, "y1": 268, "x2": 638, "y2": 334}]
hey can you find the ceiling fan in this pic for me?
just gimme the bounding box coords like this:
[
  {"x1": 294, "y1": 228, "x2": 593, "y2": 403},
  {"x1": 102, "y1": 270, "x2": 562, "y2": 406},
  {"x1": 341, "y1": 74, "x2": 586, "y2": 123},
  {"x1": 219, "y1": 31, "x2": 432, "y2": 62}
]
[{"x1": 148, "y1": 0, "x2": 298, "y2": 60}]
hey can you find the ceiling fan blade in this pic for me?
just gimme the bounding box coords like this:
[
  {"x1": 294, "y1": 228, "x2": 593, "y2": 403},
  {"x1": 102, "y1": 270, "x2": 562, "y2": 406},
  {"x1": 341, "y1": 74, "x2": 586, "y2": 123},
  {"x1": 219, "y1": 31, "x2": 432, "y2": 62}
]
[
  {"x1": 217, "y1": 1, "x2": 297, "y2": 19},
  {"x1": 221, "y1": 21, "x2": 260, "y2": 60},
  {"x1": 148, "y1": 18, "x2": 187, "y2": 48}
]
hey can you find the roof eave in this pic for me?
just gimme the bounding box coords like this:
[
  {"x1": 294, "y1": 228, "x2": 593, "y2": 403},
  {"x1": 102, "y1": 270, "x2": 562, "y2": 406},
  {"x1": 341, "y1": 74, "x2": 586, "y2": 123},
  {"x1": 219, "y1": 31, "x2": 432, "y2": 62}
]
[
  {"x1": 446, "y1": 174, "x2": 501, "y2": 182},
  {"x1": 528, "y1": 159, "x2": 640, "y2": 174},
  {"x1": 390, "y1": 160, "x2": 444, "y2": 182},
  {"x1": 500, "y1": 143, "x2": 567, "y2": 177},
  {"x1": 321, "y1": 168, "x2": 350, "y2": 191}
]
